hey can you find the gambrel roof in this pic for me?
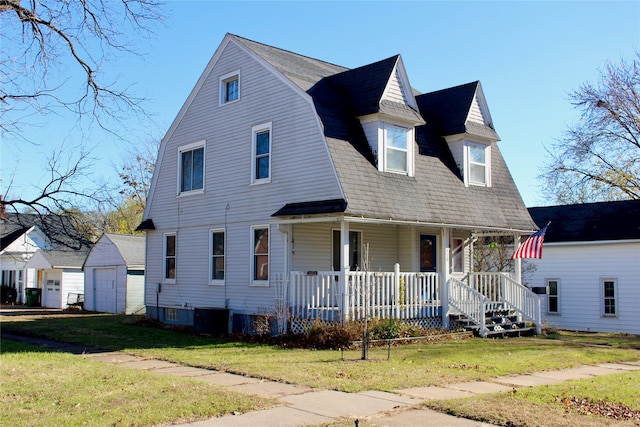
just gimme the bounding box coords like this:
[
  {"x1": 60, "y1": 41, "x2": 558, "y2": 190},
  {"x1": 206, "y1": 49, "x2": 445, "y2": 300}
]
[
  {"x1": 148, "y1": 34, "x2": 536, "y2": 233},
  {"x1": 528, "y1": 200, "x2": 640, "y2": 243}
]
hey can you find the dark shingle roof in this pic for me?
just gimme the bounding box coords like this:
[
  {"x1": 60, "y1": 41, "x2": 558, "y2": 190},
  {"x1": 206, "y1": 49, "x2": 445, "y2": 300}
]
[
  {"x1": 416, "y1": 82, "x2": 499, "y2": 140},
  {"x1": 0, "y1": 213, "x2": 92, "y2": 251},
  {"x1": 273, "y1": 199, "x2": 347, "y2": 217},
  {"x1": 233, "y1": 35, "x2": 534, "y2": 231},
  {"x1": 528, "y1": 200, "x2": 640, "y2": 242},
  {"x1": 232, "y1": 35, "x2": 347, "y2": 91}
]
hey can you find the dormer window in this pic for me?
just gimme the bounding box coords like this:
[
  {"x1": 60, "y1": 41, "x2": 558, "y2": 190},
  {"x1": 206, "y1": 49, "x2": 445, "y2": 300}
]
[
  {"x1": 360, "y1": 118, "x2": 415, "y2": 176},
  {"x1": 384, "y1": 124, "x2": 409, "y2": 173},
  {"x1": 466, "y1": 141, "x2": 491, "y2": 187}
]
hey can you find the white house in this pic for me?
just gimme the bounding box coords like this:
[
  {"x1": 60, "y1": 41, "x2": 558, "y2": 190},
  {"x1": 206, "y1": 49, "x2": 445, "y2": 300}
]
[
  {"x1": 25, "y1": 249, "x2": 89, "y2": 309},
  {"x1": 528, "y1": 200, "x2": 640, "y2": 335},
  {"x1": 83, "y1": 233, "x2": 146, "y2": 314},
  {"x1": 139, "y1": 34, "x2": 540, "y2": 336},
  {"x1": 1, "y1": 213, "x2": 91, "y2": 305}
]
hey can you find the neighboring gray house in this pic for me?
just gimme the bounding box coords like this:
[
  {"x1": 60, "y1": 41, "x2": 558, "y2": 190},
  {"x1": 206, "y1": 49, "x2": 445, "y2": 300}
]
[
  {"x1": 25, "y1": 249, "x2": 89, "y2": 309},
  {"x1": 1, "y1": 212, "x2": 91, "y2": 305},
  {"x1": 139, "y1": 34, "x2": 540, "y2": 336},
  {"x1": 528, "y1": 201, "x2": 640, "y2": 335},
  {"x1": 83, "y1": 233, "x2": 146, "y2": 315}
]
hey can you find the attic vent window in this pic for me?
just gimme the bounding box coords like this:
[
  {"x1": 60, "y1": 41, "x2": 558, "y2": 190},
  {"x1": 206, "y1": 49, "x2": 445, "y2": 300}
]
[{"x1": 220, "y1": 70, "x2": 240, "y2": 105}]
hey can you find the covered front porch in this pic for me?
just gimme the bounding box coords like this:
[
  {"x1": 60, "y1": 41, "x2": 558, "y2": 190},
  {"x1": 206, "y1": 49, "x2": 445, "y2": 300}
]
[{"x1": 275, "y1": 216, "x2": 542, "y2": 337}]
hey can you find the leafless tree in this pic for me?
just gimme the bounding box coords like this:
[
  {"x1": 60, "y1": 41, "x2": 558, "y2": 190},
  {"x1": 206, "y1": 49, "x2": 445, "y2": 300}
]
[
  {"x1": 1, "y1": 0, "x2": 163, "y2": 239},
  {"x1": 541, "y1": 53, "x2": 640, "y2": 203},
  {"x1": 1, "y1": 0, "x2": 163, "y2": 136}
]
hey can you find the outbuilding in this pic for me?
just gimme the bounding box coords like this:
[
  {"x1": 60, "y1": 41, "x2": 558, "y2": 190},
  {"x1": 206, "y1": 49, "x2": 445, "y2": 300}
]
[
  {"x1": 25, "y1": 249, "x2": 89, "y2": 309},
  {"x1": 83, "y1": 234, "x2": 146, "y2": 314}
]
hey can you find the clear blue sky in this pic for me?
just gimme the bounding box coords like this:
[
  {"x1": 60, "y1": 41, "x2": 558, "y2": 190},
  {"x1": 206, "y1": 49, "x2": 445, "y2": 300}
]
[{"x1": 2, "y1": 1, "x2": 639, "y2": 208}]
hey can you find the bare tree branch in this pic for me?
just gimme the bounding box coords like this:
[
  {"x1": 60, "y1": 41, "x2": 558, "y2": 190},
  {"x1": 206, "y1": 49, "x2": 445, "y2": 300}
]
[{"x1": 540, "y1": 53, "x2": 640, "y2": 203}]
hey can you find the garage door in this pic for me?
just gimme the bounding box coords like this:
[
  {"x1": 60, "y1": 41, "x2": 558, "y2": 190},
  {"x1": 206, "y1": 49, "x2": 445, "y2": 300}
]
[{"x1": 94, "y1": 268, "x2": 117, "y2": 313}]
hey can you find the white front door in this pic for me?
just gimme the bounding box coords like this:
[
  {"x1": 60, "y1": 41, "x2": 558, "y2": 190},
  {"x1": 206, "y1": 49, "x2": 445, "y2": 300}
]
[{"x1": 94, "y1": 268, "x2": 117, "y2": 313}]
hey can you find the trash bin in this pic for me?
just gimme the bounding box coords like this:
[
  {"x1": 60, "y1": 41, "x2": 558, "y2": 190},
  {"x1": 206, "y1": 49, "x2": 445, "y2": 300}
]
[{"x1": 25, "y1": 288, "x2": 41, "y2": 307}]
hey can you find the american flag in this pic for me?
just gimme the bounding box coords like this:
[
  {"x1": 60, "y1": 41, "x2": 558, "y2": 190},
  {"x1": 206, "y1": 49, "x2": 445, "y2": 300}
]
[{"x1": 511, "y1": 225, "x2": 548, "y2": 259}]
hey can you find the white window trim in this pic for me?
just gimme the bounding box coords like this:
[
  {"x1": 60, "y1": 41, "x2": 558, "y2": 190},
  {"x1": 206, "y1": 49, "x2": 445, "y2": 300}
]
[
  {"x1": 251, "y1": 122, "x2": 272, "y2": 185},
  {"x1": 177, "y1": 140, "x2": 206, "y2": 196},
  {"x1": 546, "y1": 278, "x2": 560, "y2": 315},
  {"x1": 250, "y1": 225, "x2": 270, "y2": 287},
  {"x1": 601, "y1": 278, "x2": 618, "y2": 317},
  {"x1": 219, "y1": 70, "x2": 240, "y2": 105},
  {"x1": 209, "y1": 228, "x2": 225, "y2": 286},
  {"x1": 383, "y1": 123, "x2": 412, "y2": 175},
  {"x1": 464, "y1": 140, "x2": 491, "y2": 187},
  {"x1": 163, "y1": 232, "x2": 176, "y2": 284},
  {"x1": 331, "y1": 229, "x2": 363, "y2": 272}
]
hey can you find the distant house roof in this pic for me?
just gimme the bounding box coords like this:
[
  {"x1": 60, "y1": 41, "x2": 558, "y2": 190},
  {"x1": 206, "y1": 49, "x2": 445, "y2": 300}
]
[
  {"x1": 528, "y1": 200, "x2": 640, "y2": 242},
  {"x1": 0, "y1": 213, "x2": 92, "y2": 252},
  {"x1": 104, "y1": 234, "x2": 146, "y2": 267},
  {"x1": 28, "y1": 249, "x2": 90, "y2": 269}
]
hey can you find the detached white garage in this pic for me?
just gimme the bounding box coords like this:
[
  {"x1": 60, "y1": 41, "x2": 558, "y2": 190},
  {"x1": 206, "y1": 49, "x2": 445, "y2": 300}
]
[
  {"x1": 25, "y1": 250, "x2": 89, "y2": 309},
  {"x1": 83, "y1": 234, "x2": 146, "y2": 315}
]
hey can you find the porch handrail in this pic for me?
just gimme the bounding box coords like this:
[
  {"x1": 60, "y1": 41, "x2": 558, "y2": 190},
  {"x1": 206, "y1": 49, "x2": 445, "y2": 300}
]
[
  {"x1": 448, "y1": 277, "x2": 488, "y2": 337},
  {"x1": 500, "y1": 274, "x2": 542, "y2": 334},
  {"x1": 466, "y1": 272, "x2": 542, "y2": 334}
]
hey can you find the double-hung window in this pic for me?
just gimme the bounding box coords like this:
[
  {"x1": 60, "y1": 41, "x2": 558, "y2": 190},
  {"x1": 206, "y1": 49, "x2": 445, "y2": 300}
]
[
  {"x1": 467, "y1": 142, "x2": 490, "y2": 186},
  {"x1": 602, "y1": 279, "x2": 617, "y2": 316},
  {"x1": 547, "y1": 279, "x2": 559, "y2": 314},
  {"x1": 179, "y1": 141, "x2": 204, "y2": 194},
  {"x1": 251, "y1": 122, "x2": 272, "y2": 184},
  {"x1": 251, "y1": 226, "x2": 269, "y2": 285},
  {"x1": 210, "y1": 229, "x2": 225, "y2": 284},
  {"x1": 164, "y1": 233, "x2": 176, "y2": 282},
  {"x1": 384, "y1": 124, "x2": 409, "y2": 173},
  {"x1": 220, "y1": 71, "x2": 240, "y2": 105}
]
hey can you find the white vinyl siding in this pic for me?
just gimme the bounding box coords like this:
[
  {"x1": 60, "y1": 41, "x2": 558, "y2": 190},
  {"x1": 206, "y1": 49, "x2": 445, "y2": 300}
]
[
  {"x1": 143, "y1": 39, "x2": 343, "y2": 314},
  {"x1": 529, "y1": 241, "x2": 640, "y2": 334}
]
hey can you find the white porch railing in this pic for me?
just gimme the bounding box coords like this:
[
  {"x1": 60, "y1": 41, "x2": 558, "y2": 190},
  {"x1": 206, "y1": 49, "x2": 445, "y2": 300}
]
[
  {"x1": 464, "y1": 272, "x2": 542, "y2": 334},
  {"x1": 448, "y1": 277, "x2": 488, "y2": 336},
  {"x1": 288, "y1": 265, "x2": 441, "y2": 322}
]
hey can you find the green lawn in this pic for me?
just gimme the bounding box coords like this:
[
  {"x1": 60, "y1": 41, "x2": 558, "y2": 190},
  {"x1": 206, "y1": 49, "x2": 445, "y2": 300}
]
[
  {"x1": 0, "y1": 339, "x2": 275, "y2": 427},
  {"x1": 2, "y1": 312, "x2": 639, "y2": 427}
]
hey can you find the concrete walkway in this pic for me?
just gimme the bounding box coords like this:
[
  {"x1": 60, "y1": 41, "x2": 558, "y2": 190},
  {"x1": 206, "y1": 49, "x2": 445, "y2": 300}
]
[{"x1": 2, "y1": 331, "x2": 639, "y2": 427}]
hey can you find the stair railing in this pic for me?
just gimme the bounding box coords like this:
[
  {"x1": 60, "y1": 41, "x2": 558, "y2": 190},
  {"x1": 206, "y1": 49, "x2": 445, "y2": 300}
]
[{"x1": 448, "y1": 277, "x2": 489, "y2": 337}]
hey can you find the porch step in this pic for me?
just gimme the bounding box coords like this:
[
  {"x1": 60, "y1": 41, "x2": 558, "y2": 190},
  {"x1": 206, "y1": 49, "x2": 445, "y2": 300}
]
[{"x1": 451, "y1": 311, "x2": 537, "y2": 338}]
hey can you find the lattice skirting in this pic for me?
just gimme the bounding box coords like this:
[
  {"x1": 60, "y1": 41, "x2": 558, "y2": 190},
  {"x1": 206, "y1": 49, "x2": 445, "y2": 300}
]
[{"x1": 289, "y1": 316, "x2": 443, "y2": 335}]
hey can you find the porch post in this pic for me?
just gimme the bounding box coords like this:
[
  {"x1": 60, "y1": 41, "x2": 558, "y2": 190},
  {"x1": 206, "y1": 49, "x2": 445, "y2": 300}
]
[
  {"x1": 441, "y1": 228, "x2": 450, "y2": 329},
  {"x1": 513, "y1": 233, "x2": 522, "y2": 284},
  {"x1": 340, "y1": 220, "x2": 350, "y2": 323}
]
